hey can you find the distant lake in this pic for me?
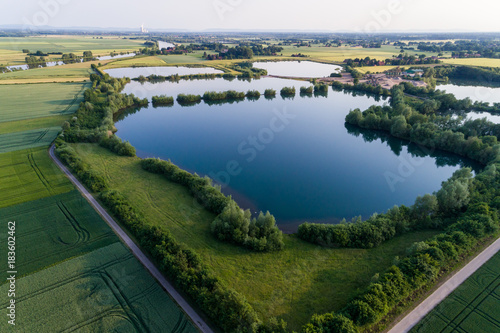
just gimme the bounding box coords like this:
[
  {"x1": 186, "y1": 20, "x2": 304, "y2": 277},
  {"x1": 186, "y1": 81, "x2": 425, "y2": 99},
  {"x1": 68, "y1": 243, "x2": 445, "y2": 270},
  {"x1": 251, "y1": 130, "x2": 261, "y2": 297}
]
[
  {"x1": 104, "y1": 66, "x2": 223, "y2": 79},
  {"x1": 438, "y1": 82, "x2": 500, "y2": 104},
  {"x1": 253, "y1": 61, "x2": 341, "y2": 78},
  {"x1": 115, "y1": 76, "x2": 481, "y2": 231}
]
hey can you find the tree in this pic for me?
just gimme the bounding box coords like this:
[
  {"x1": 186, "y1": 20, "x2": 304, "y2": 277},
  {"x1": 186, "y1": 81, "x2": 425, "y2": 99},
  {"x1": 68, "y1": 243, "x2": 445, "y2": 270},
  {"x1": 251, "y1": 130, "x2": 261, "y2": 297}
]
[
  {"x1": 437, "y1": 178, "x2": 470, "y2": 214},
  {"x1": 390, "y1": 115, "x2": 409, "y2": 138},
  {"x1": 412, "y1": 194, "x2": 438, "y2": 221}
]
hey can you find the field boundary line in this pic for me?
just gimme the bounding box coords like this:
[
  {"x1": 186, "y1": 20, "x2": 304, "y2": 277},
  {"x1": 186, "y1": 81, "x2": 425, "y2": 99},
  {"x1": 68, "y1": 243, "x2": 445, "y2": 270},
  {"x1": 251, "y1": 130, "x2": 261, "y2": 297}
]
[
  {"x1": 388, "y1": 236, "x2": 500, "y2": 333},
  {"x1": 49, "y1": 144, "x2": 214, "y2": 333}
]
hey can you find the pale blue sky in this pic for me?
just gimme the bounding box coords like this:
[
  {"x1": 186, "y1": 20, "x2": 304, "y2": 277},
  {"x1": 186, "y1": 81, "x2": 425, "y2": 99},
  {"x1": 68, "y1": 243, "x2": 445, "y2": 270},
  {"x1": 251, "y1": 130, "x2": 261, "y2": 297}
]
[{"x1": 3, "y1": 0, "x2": 500, "y2": 32}]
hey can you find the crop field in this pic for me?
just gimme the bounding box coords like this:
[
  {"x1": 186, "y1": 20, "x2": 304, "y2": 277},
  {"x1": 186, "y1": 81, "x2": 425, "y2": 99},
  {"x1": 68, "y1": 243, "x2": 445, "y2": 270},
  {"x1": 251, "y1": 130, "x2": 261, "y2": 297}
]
[
  {"x1": 72, "y1": 143, "x2": 439, "y2": 330},
  {"x1": 278, "y1": 44, "x2": 445, "y2": 63},
  {"x1": 442, "y1": 57, "x2": 500, "y2": 68},
  {"x1": 0, "y1": 36, "x2": 146, "y2": 65},
  {"x1": 0, "y1": 114, "x2": 69, "y2": 135},
  {"x1": 0, "y1": 190, "x2": 117, "y2": 277},
  {"x1": 0, "y1": 127, "x2": 62, "y2": 153},
  {"x1": 412, "y1": 251, "x2": 500, "y2": 333},
  {"x1": 0, "y1": 82, "x2": 87, "y2": 122},
  {"x1": 0, "y1": 242, "x2": 198, "y2": 332},
  {"x1": 0, "y1": 147, "x2": 73, "y2": 208}
]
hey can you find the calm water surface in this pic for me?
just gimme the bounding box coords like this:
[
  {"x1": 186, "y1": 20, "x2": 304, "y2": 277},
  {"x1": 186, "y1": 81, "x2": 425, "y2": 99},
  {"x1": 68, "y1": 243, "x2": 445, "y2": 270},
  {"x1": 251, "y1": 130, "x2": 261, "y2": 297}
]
[
  {"x1": 115, "y1": 76, "x2": 481, "y2": 230},
  {"x1": 253, "y1": 61, "x2": 341, "y2": 78}
]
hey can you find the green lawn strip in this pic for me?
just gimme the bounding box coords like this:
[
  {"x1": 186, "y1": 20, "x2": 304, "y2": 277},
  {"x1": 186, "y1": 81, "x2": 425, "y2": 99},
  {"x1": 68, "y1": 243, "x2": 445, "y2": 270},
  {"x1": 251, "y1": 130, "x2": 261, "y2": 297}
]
[
  {"x1": 0, "y1": 82, "x2": 88, "y2": 122},
  {"x1": 0, "y1": 242, "x2": 198, "y2": 333},
  {"x1": 0, "y1": 190, "x2": 117, "y2": 280},
  {"x1": 72, "y1": 142, "x2": 440, "y2": 331},
  {"x1": 0, "y1": 114, "x2": 70, "y2": 135},
  {"x1": 0, "y1": 147, "x2": 73, "y2": 209},
  {"x1": 411, "y1": 251, "x2": 500, "y2": 333},
  {"x1": 0, "y1": 127, "x2": 61, "y2": 153}
]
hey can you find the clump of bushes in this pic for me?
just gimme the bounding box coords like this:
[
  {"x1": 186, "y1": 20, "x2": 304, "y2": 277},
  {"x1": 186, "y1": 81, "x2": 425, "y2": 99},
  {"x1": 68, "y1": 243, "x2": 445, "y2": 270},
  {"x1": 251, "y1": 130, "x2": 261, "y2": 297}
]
[
  {"x1": 99, "y1": 135, "x2": 136, "y2": 157},
  {"x1": 246, "y1": 90, "x2": 261, "y2": 99},
  {"x1": 280, "y1": 86, "x2": 296, "y2": 97},
  {"x1": 176, "y1": 94, "x2": 202, "y2": 105},
  {"x1": 300, "y1": 86, "x2": 313, "y2": 95},
  {"x1": 151, "y1": 95, "x2": 174, "y2": 107},
  {"x1": 264, "y1": 89, "x2": 276, "y2": 98}
]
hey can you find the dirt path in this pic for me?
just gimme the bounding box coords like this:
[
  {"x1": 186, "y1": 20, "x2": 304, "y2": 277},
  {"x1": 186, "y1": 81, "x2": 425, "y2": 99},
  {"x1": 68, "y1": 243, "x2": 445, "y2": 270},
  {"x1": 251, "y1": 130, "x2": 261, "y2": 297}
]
[
  {"x1": 49, "y1": 145, "x2": 214, "y2": 333},
  {"x1": 387, "y1": 236, "x2": 500, "y2": 333}
]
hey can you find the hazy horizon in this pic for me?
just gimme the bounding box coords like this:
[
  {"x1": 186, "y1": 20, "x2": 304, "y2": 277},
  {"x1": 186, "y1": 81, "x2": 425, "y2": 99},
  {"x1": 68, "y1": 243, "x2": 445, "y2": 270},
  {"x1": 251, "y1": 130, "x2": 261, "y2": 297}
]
[{"x1": 2, "y1": 0, "x2": 500, "y2": 33}]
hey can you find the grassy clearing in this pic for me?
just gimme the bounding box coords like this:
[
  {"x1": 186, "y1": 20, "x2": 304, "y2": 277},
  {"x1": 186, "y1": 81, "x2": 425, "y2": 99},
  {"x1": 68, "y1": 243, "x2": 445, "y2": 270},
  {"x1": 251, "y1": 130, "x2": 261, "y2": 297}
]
[
  {"x1": 0, "y1": 147, "x2": 73, "y2": 209},
  {"x1": 0, "y1": 242, "x2": 198, "y2": 332},
  {"x1": 442, "y1": 58, "x2": 500, "y2": 68},
  {"x1": 412, "y1": 251, "x2": 500, "y2": 333},
  {"x1": 101, "y1": 55, "x2": 168, "y2": 69},
  {"x1": 0, "y1": 36, "x2": 145, "y2": 65},
  {"x1": 0, "y1": 82, "x2": 87, "y2": 122},
  {"x1": 0, "y1": 114, "x2": 69, "y2": 135},
  {"x1": 73, "y1": 143, "x2": 439, "y2": 330},
  {"x1": 354, "y1": 64, "x2": 438, "y2": 74},
  {"x1": 0, "y1": 127, "x2": 61, "y2": 153},
  {"x1": 0, "y1": 62, "x2": 99, "y2": 82},
  {"x1": 0, "y1": 190, "x2": 117, "y2": 278}
]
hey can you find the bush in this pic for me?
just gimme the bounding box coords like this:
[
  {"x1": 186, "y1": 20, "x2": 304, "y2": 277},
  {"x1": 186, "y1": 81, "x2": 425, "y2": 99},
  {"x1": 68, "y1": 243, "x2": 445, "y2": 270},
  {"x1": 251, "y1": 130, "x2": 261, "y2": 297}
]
[
  {"x1": 280, "y1": 86, "x2": 296, "y2": 97},
  {"x1": 151, "y1": 95, "x2": 174, "y2": 106}
]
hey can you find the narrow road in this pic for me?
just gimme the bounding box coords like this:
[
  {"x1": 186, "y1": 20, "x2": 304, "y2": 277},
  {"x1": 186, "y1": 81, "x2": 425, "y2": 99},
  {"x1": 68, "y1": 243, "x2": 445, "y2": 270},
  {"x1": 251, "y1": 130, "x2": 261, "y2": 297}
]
[
  {"x1": 388, "y1": 236, "x2": 500, "y2": 333},
  {"x1": 49, "y1": 145, "x2": 214, "y2": 333}
]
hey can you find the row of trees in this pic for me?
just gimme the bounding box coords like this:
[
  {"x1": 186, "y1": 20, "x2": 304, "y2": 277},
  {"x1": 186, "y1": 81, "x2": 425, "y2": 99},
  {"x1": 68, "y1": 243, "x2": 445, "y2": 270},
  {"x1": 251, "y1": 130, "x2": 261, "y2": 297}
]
[
  {"x1": 140, "y1": 158, "x2": 284, "y2": 252},
  {"x1": 151, "y1": 95, "x2": 174, "y2": 107},
  {"x1": 298, "y1": 168, "x2": 477, "y2": 249},
  {"x1": 98, "y1": 189, "x2": 287, "y2": 332},
  {"x1": 345, "y1": 85, "x2": 500, "y2": 165}
]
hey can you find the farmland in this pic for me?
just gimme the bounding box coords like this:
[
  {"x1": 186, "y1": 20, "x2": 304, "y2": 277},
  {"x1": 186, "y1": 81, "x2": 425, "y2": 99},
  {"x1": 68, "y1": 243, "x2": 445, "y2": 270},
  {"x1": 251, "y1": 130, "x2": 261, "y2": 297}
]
[
  {"x1": 0, "y1": 242, "x2": 198, "y2": 333},
  {"x1": 411, "y1": 251, "x2": 500, "y2": 333},
  {"x1": 0, "y1": 190, "x2": 116, "y2": 277},
  {"x1": 0, "y1": 82, "x2": 87, "y2": 122},
  {"x1": 0, "y1": 36, "x2": 145, "y2": 66},
  {"x1": 0, "y1": 148, "x2": 73, "y2": 208},
  {"x1": 71, "y1": 142, "x2": 440, "y2": 330},
  {"x1": 0, "y1": 127, "x2": 62, "y2": 153}
]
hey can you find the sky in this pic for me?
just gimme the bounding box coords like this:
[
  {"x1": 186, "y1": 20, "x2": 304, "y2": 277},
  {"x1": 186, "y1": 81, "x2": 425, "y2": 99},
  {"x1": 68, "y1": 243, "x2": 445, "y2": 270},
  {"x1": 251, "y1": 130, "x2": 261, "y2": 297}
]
[{"x1": 2, "y1": 0, "x2": 500, "y2": 32}]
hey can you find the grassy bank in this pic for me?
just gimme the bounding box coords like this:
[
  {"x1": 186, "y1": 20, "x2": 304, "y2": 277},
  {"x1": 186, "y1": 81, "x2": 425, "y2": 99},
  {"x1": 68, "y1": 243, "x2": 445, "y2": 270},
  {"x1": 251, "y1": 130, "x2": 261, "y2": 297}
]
[{"x1": 71, "y1": 142, "x2": 439, "y2": 330}]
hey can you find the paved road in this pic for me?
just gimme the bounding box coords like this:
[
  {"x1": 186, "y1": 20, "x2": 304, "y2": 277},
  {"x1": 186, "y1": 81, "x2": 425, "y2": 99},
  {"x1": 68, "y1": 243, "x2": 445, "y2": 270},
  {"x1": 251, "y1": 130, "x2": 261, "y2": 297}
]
[
  {"x1": 388, "y1": 236, "x2": 500, "y2": 333},
  {"x1": 49, "y1": 145, "x2": 214, "y2": 333}
]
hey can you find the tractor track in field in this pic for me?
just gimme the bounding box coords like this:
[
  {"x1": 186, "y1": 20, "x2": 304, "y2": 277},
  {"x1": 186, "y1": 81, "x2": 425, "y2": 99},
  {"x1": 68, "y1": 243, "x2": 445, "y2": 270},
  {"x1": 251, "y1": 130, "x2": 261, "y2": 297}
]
[{"x1": 49, "y1": 144, "x2": 214, "y2": 333}]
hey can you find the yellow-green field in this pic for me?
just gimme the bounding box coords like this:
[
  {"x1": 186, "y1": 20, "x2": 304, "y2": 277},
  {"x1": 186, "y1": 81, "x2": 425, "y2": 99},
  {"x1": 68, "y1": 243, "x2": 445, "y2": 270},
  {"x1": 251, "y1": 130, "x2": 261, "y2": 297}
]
[
  {"x1": 442, "y1": 58, "x2": 500, "y2": 68},
  {"x1": 0, "y1": 82, "x2": 87, "y2": 122},
  {"x1": 0, "y1": 61, "x2": 101, "y2": 83},
  {"x1": 0, "y1": 36, "x2": 146, "y2": 65}
]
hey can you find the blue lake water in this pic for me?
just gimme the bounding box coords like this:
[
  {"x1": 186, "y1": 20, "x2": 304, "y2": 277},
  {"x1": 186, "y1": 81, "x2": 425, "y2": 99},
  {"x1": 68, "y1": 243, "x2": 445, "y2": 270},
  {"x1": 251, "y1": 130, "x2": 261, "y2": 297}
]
[
  {"x1": 115, "y1": 76, "x2": 481, "y2": 231},
  {"x1": 253, "y1": 61, "x2": 341, "y2": 78}
]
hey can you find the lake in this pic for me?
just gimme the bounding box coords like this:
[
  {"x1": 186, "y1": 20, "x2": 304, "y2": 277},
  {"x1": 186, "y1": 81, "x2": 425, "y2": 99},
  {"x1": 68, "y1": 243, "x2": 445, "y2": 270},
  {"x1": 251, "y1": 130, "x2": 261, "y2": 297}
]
[
  {"x1": 114, "y1": 76, "x2": 481, "y2": 231},
  {"x1": 438, "y1": 82, "x2": 500, "y2": 123},
  {"x1": 104, "y1": 66, "x2": 223, "y2": 79},
  {"x1": 253, "y1": 61, "x2": 341, "y2": 78}
]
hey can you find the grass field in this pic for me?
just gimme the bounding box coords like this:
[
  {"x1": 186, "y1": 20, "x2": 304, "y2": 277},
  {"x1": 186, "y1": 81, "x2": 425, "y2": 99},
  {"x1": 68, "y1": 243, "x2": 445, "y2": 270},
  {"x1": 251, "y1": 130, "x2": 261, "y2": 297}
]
[
  {"x1": 0, "y1": 61, "x2": 100, "y2": 83},
  {"x1": 0, "y1": 127, "x2": 62, "y2": 153},
  {"x1": 0, "y1": 114, "x2": 69, "y2": 135},
  {"x1": 0, "y1": 147, "x2": 73, "y2": 209},
  {"x1": 72, "y1": 143, "x2": 439, "y2": 330},
  {"x1": 442, "y1": 58, "x2": 500, "y2": 68},
  {"x1": 0, "y1": 190, "x2": 117, "y2": 278},
  {"x1": 0, "y1": 36, "x2": 146, "y2": 65},
  {"x1": 0, "y1": 242, "x2": 198, "y2": 332},
  {"x1": 412, "y1": 251, "x2": 500, "y2": 333},
  {"x1": 0, "y1": 82, "x2": 87, "y2": 122}
]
